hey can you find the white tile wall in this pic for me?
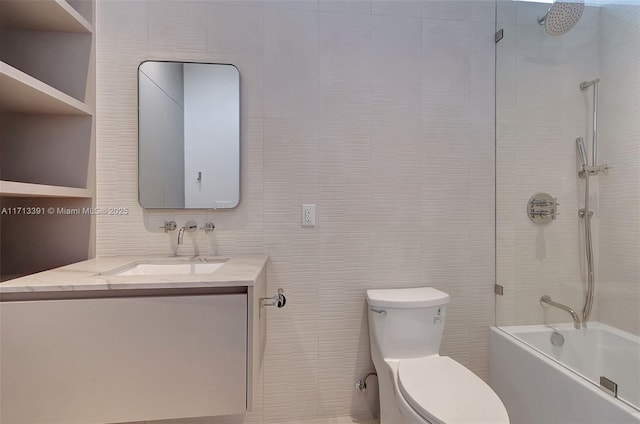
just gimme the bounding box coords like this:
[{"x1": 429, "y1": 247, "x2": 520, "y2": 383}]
[
  {"x1": 96, "y1": 0, "x2": 496, "y2": 422},
  {"x1": 148, "y1": 1, "x2": 207, "y2": 61}
]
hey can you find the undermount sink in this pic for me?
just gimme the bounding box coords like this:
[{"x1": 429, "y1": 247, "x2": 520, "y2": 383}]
[{"x1": 103, "y1": 260, "x2": 227, "y2": 276}]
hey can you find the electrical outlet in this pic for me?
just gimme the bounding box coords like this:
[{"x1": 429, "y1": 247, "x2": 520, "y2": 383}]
[{"x1": 302, "y1": 204, "x2": 316, "y2": 227}]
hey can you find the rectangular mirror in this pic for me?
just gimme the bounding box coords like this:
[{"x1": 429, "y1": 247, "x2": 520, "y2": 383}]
[{"x1": 138, "y1": 61, "x2": 239, "y2": 209}]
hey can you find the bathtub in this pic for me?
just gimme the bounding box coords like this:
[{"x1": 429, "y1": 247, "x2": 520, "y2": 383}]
[{"x1": 489, "y1": 322, "x2": 640, "y2": 423}]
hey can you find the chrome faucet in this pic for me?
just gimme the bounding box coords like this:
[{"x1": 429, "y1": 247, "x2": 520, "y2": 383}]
[
  {"x1": 540, "y1": 295, "x2": 581, "y2": 329},
  {"x1": 178, "y1": 220, "x2": 197, "y2": 245}
]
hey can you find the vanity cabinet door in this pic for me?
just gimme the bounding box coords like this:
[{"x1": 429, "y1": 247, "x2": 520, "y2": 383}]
[{"x1": 0, "y1": 294, "x2": 247, "y2": 424}]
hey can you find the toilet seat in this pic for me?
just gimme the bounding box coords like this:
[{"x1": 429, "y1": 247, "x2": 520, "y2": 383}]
[{"x1": 398, "y1": 356, "x2": 509, "y2": 424}]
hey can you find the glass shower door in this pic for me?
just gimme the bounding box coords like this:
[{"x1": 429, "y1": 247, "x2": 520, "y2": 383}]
[
  {"x1": 495, "y1": 0, "x2": 597, "y2": 328},
  {"x1": 494, "y1": 0, "x2": 640, "y2": 412}
]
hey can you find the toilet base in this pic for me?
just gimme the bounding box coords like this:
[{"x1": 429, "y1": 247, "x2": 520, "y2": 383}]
[{"x1": 373, "y1": 357, "x2": 432, "y2": 424}]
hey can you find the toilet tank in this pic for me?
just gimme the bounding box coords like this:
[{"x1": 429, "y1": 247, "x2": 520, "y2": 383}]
[{"x1": 367, "y1": 287, "x2": 450, "y2": 360}]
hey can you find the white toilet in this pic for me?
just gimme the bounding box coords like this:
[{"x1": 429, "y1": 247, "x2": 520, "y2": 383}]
[{"x1": 367, "y1": 287, "x2": 509, "y2": 424}]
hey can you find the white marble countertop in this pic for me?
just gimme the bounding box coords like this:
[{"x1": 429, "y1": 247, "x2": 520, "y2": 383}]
[{"x1": 0, "y1": 255, "x2": 268, "y2": 294}]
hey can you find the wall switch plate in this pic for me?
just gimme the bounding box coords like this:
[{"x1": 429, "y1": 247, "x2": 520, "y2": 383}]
[{"x1": 302, "y1": 204, "x2": 316, "y2": 227}]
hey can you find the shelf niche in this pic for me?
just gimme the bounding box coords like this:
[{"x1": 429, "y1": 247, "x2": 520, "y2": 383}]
[
  {"x1": 0, "y1": 0, "x2": 93, "y2": 33},
  {"x1": 0, "y1": 0, "x2": 96, "y2": 282},
  {"x1": 0, "y1": 114, "x2": 92, "y2": 189},
  {"x1": 0, "y1": 197, "x2": 93, "y2": 280},
  {"x1": 0, "y1": 62, "x2": 92, "y2": 115},
  {"x1": 0, "y1": 31, "x2": 93, "y2": 103}
]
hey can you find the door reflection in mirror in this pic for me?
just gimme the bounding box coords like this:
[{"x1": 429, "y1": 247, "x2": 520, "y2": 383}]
[{"x1": 138, "y1": 61, "x2": 239, "y2": 209}]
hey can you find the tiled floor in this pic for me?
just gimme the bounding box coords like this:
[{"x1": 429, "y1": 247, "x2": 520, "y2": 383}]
[
  {"x1": 280, "y1": 418, "x2": 379, "y2": 424},
  {"x1": 126, "y1": 416, "x2": 379, "y2": 424}
]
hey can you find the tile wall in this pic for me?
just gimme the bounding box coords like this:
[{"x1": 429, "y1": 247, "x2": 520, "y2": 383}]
[{"x1": 96, "y1": 1, "x2": 495, "y2": 422}]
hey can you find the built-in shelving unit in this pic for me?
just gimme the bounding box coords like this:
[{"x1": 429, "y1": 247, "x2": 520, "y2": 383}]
[
  {"x1": 0, "y1": 0, "x2": 96, "y2": 280},
  {"x1": 0, "y1": 0, "x2": 93, "y2": 33},
  {"x1": 0, "y1": 181, "x2": 92, "y2": 198},
  {"x1": 0, "y1": 62, "x2": 92, "y2": 115}
]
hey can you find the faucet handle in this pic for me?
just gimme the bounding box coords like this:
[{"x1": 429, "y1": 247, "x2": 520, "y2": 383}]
[
  {"x1": 184, "y1": 220, "x2": 198, "y2": 232},
  {"x1": 159, "y1": 221, "x2": 177, "y2": 232},
  {"x1": 202, "y1": 222, "x2": 216, "y2": 233}
]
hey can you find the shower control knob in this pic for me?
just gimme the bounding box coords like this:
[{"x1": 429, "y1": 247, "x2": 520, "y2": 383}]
[{"x1": 528, "y1": 193, "x2": 558, "y2": 224}]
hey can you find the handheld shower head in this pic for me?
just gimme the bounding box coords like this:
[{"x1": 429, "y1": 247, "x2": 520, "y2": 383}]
[
  {"x1": 576, "y1": 137, "x2": 588, "y2": 168},
  {"x1": 538, "y1": 0, "x2": 585, "y2": 36}
]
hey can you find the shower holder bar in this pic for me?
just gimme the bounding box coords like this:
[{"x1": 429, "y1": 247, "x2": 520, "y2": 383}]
[
  {"x1": 578, "y1": 208, "x2": 594, "y2": 219},
  {"x1": 579, "y1": 164, "x2": 610, "y2": 178}
]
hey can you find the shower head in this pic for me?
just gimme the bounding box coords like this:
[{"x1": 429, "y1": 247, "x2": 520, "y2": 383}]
[
  {"x1": 537, "y1": 0, "x2": 585, "y2": 36},
  {"x1": 576, "y1": 137, "x2": 588, "y2": 168}
]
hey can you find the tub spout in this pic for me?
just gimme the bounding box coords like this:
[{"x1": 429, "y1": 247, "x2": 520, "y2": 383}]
[{"x1": 540, "y1": 295, "x2": 581, "y2": 329}]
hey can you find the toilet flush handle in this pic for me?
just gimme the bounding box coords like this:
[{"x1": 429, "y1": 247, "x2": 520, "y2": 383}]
[{"x1": 369, "y1": 308, "x2": 387, "y2": 317}]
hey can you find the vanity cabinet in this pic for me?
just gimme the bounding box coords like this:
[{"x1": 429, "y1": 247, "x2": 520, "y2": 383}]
[
  {"x1": 0, "y1": 0, "x2": 96, "y2": 281},
  {"x1": 0, "y1": 293, "x2": 248, "y2": 423}
]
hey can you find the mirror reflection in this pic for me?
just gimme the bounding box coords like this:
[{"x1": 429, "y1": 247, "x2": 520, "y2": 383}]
[{"x1": 138, "y1": 61, "x2": 239, "y2": 209}]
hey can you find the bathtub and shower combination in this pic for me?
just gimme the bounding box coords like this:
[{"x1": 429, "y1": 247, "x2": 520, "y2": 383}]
[
  {"x1": 489, "y1": 0, "x2": 640, "y2": 424},
  {"x1": 489, "y1": 75, "x2": 640, "y2": 424}
]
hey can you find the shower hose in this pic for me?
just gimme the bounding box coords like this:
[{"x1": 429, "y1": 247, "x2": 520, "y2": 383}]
[{"x1": 582, "y1": 173, "x2": 595, "y2": 324}]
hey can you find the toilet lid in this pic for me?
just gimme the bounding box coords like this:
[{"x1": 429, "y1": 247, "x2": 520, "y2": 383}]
[
  {"x1": 367, "y1": 287, "x2": 449, "y2": 308},
  {"x1": 398, "y1": 356, "x2": 509, "y2": 424}
]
